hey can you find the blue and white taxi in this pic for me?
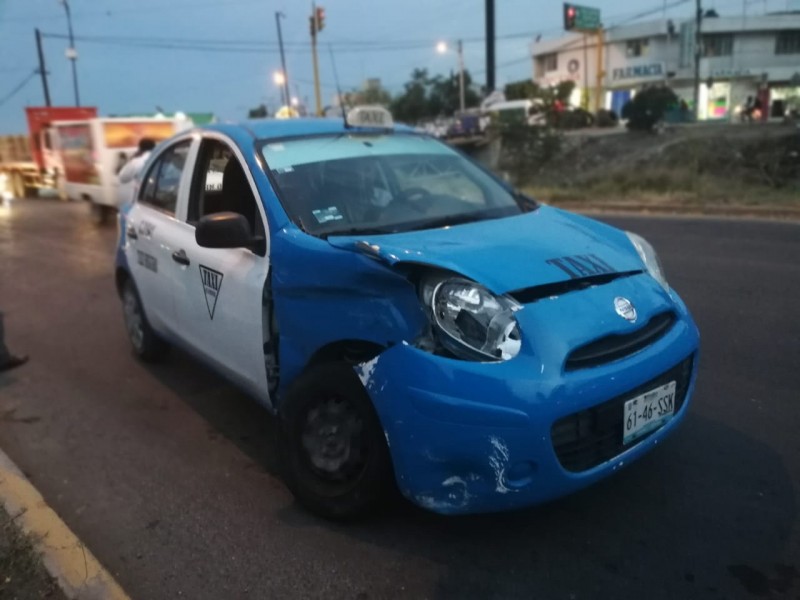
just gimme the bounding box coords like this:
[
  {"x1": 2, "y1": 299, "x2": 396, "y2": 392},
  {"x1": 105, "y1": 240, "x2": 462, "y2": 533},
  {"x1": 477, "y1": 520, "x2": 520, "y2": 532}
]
[{"x1": 115, "y1": 107, "x2": 699, "y2": 518}]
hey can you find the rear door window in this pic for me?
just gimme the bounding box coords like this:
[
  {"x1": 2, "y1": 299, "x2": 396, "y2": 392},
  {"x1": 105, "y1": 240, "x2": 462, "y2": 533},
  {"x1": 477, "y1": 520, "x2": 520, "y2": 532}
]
[{"x1": 139, "y1": 140, "x2": 191, "y2": 215}]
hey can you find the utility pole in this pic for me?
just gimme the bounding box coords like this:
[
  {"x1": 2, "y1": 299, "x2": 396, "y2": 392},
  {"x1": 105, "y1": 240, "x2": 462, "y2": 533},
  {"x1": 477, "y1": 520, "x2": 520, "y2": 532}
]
[
  {"x1": 35, "y1": 28, "x2": 51, "y2": 107},
  {"x1": 485, "y1": 0, "x2": 495, "y2": 93},
  {"x1": 595, "y1": 27, "x2": 605, "y2": 113},
  {"x1": 59, "y1": 0, "x2": 80, "y2": 106},
  {"x1": 310, "y1": 3, "x2": 324, "y2": 116},
  {"x1": 457, "y1": 39, "x2": 465, "y2": 113},
  {"x1": 582, "y1": 33, "x2": 589, "y2": 109},
  {"x1": 275, "y1": 12, "x2": 291, "y2": 108},
  {"x1": 693, "y1": 0, "x2": 702, "y2": 120}
]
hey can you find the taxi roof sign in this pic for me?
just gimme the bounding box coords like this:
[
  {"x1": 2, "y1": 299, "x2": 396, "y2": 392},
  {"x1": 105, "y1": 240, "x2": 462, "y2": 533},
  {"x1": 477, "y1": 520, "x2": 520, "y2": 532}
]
[{"x1": 346, "y1": 105, "x2": 393, "y2": 129}]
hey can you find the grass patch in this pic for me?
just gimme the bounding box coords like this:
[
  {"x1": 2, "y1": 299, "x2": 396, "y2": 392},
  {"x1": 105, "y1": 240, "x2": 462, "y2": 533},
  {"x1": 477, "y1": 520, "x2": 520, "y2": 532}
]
[
  {"x1": 519, "y1": 126, "x2": 800, "y2": 212},
  {"x1": 0, "y1": 508, "x2": 65, "y2": 599}
]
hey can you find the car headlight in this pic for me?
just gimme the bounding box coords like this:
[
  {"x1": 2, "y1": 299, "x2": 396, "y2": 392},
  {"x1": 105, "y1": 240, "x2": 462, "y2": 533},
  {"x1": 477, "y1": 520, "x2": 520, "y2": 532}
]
[
  {"x1": 626, "y1": 232, "x2": 669, "y2": 291},
  {"x1": 421, "y1": 276, "x2": 522, "y2": 362}
]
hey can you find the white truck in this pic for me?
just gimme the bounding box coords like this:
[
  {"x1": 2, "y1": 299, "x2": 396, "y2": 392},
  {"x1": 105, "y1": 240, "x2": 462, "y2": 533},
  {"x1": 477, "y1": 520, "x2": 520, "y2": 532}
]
[{"x1": 51, "y1": 116, "x2": 191, "y2": 223}]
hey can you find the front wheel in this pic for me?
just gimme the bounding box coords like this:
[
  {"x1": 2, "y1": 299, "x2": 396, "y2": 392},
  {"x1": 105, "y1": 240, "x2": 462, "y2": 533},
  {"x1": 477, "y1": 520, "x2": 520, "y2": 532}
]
[
  {"x1": 121, "y1": 279, "x2": 169, "y2": 362},
  {"x1": 279, "y1": 361, "x2": 394, "y2": 520}
]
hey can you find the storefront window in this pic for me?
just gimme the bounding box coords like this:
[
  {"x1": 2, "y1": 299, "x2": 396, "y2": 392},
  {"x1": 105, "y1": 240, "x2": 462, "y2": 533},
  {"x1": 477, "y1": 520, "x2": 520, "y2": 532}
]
[{"x1": 700, "y1": 82, "x2": 731, "y2": 120}]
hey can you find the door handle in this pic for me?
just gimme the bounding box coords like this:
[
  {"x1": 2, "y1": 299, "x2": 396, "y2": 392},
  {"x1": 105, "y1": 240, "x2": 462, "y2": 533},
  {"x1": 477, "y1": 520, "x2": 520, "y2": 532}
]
[
  {"x1": 172, "y1": 249, "x2": 190, "y2": 266},
  {"x1": 126, "y1": 226, "x2": 138, "y2": 240}
]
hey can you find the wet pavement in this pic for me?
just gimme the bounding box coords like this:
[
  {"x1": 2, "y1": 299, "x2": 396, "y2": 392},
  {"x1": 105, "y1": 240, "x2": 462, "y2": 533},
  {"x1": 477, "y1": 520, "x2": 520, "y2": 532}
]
[{"x1": 0, "y1": 198, "x2": 798, "y2": 599}]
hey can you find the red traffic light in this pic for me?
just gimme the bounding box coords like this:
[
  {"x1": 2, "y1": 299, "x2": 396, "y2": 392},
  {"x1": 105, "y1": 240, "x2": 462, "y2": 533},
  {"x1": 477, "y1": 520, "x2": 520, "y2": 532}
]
[
  {"x1": 315, "y1": 6, "x2": 325, "y2": 31},
  {"x1": 564, "y1": 3, "x2": 578, "y2": 30}
]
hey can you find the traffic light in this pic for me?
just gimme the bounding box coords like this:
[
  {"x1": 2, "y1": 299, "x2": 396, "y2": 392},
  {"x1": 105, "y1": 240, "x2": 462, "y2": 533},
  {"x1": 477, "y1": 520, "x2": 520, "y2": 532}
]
[
  {"x1": 315, "y1": 6, "x2": 325, "y2": 32},
  {"x1": 564, "y1": 3, "x2": 577, "y2": 30},
  {"x1": 309, "y1": 15, "x2": 315, "y2": 35}
]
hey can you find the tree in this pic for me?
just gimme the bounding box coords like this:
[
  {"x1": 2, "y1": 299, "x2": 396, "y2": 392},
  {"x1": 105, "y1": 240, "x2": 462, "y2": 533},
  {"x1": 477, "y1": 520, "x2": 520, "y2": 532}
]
[
  {"x1": 390, "y1": 69, "x2": 431, "y2": 124},
  {"x1": 505, "y1": 80, "x2": 539, "y2": 101},
  {"x1": 429, "y1": 70, "x2": 481, "y2": 115},
  {"x1": 248, "y1": 104, "x2": 268, "y2": 119},
  {"x1": 622, "y1": 86, "x2": 679, "y2": 131},
  {"x1": 390, "y1": 68, "x2": 480, "y2": 124}
]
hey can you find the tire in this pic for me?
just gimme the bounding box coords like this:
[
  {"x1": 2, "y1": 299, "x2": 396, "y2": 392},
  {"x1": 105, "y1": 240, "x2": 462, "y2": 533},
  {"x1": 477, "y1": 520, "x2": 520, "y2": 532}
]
[
  {"x1": 90, "y1": 203, "x2": 112, "y2": 226},
  {"x1": 121, "y1": 279, "x2": 169, "y2": 362},
  {"x1": 279, "y1": 361, "x2": 394, "y2": 520}
]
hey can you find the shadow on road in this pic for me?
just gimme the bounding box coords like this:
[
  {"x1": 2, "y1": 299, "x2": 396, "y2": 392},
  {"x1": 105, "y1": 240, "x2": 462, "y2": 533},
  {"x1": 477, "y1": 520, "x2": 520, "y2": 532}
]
[{"x1": 148, "y1": 350, "x2": 797, "y2": 599}]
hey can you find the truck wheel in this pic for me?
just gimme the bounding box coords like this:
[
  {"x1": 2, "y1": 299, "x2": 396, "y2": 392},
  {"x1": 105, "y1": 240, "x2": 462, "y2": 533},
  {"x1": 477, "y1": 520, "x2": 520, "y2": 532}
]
[
  {"x1": 121, "y1": 279, "x2": 169, "y2": 362},
  {"x1": 90, "y1": 203, "x2": 112, "y2": 226},
  {"x1": 279, "y1": 361, "x2": 394, "y2": 520}
]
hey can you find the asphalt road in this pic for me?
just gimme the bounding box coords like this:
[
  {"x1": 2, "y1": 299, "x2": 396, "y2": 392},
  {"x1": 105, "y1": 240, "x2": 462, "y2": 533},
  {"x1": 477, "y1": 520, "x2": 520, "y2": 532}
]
[{"x1": 1, "y1": 199, "x2": 798, "y2": 600}]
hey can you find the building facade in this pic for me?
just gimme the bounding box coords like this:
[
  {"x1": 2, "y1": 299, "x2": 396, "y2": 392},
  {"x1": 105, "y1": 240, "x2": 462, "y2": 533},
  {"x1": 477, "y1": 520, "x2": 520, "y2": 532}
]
[{"x1": 531, "y1": 11, "x2": 800, "y2": 120}]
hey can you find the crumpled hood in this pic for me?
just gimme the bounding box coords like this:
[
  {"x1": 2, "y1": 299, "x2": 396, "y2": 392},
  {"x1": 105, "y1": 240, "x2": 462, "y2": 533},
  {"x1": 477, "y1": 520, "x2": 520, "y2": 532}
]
[{"x1": 327, "y1": 206, "x2": 644, "y2": 294}]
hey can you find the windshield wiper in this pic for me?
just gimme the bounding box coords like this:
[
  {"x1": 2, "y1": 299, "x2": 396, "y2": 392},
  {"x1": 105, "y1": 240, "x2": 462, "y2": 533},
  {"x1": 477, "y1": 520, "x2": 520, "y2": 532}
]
[
  {"x1": 513, "y1": 191, "x2": 539, "y2": 212},
  {"x1": 405, "y1": 212, "x2": 499, "y2": 232},
  {"x1": 320, "y1": 226, "x2": 399, "y2": 239}
]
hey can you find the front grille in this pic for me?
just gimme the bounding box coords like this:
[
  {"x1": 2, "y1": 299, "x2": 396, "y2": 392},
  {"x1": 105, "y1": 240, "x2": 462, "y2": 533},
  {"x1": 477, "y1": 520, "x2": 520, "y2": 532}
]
[
  {"x1": 565, "y1": 311, "x2": 677, "y2": 371},
  {"x1": 551, "y1": 355, "x2": 694, "y2": 473}
]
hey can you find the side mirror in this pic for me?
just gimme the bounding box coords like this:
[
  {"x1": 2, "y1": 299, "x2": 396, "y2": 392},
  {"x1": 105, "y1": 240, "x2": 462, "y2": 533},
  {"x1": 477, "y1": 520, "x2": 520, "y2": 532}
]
[{"x1": 195, "y1": 212, "x2": 261, "y2": 250}]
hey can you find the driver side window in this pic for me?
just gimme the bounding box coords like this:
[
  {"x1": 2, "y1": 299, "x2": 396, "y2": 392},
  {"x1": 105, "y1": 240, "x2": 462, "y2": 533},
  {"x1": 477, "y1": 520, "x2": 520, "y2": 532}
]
[{"x1": 187, "y1": 139, "x2": 265, "y2": 241}]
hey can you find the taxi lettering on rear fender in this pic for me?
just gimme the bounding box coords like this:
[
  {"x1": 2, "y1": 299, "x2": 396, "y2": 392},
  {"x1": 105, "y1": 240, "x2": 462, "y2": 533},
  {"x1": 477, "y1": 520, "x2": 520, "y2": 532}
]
[{"x1": 114, "y1": 107, "x2": 700, "y2": 520}]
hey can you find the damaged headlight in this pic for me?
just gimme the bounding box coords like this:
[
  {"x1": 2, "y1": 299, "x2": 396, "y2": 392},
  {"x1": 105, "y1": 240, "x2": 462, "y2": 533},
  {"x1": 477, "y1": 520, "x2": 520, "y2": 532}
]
[
  {"x1": 626, "y1": 232, "x2": 669, "y2": 291},
  {"x1": 421, "y1": 276, "x2": 522, "y2": 362}
]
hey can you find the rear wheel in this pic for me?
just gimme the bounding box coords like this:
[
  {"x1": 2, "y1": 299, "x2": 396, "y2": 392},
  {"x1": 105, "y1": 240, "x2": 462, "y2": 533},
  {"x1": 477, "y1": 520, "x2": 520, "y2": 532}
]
[
  {"x1": 90, "y1": 202, "x2": 113, "y2": 226},
  {"x1": 121, "y1": 279, "x2": 168, "y2": 362},
  {"x1": 279, "y1": 361, "x2": 394, "y2": 520}
]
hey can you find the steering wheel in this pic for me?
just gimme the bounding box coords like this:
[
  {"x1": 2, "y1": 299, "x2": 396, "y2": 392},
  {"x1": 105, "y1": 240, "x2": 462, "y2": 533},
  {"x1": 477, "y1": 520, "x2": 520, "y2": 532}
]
[{"x1": 399, "y1": 187, "x2": 435, "y2": 213}]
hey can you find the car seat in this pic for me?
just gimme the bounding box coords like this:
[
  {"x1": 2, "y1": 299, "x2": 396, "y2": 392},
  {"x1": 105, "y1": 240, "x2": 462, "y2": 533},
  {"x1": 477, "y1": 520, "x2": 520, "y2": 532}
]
[{"x1": 220, "y1": 159, "x2": 257, "y2": 233}]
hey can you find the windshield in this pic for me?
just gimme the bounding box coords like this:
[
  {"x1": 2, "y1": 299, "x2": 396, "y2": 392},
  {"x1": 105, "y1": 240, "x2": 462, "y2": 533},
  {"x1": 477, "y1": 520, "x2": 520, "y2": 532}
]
[{"x1": 261, "y1": 133, "x2": 532, "y2": 237}]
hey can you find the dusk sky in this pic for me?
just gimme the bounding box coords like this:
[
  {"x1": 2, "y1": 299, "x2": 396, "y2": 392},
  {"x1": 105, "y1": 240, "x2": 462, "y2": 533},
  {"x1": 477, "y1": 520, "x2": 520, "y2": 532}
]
[{"x1": 0, "y1": 0, "x2": 793, "y2": 131}]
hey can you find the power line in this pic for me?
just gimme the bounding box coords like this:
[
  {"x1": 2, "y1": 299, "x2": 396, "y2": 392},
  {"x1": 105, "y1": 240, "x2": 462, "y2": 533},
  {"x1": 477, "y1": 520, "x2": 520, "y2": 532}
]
[
  {"x1": 611, "y1": 0, "x2": 692, "y2": 27},
  {"x1": 0, "y1": 70, "x2": 37, "y2": 107}
]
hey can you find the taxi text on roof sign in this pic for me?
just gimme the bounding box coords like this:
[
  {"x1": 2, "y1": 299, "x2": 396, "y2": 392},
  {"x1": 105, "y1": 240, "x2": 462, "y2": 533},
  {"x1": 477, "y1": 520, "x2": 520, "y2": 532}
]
[{"x1": 347, "y1": 106, "x2": 394, "y2": 129}]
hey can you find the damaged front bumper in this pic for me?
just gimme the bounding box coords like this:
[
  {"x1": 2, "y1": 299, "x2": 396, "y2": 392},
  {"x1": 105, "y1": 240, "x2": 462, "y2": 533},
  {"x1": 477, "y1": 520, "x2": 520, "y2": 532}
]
[{"x1": 358, "y1": 308, "x2": 700, "y2": 516}]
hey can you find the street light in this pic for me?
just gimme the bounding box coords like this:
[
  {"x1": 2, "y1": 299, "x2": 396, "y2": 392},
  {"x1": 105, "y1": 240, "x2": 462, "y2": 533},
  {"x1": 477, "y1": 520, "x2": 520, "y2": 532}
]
[
  {"x1": 435, "y1": 40, "x2": 465, "y2": 113},
  {"x1": 273, "y1": 70, "x2": 286, "y2": 88},
  {"x1": 274, "y1": 12, "x2": 291, "y2": 110},
  {"x1": 58, "y1": 0, "x2": 80, "y2": 106}
]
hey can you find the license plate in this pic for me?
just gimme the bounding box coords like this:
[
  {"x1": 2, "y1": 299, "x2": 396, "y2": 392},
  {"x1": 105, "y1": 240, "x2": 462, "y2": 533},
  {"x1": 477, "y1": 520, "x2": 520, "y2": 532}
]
[{"x1": 623, "y1": 381, "x2": 676, "y2": 445}]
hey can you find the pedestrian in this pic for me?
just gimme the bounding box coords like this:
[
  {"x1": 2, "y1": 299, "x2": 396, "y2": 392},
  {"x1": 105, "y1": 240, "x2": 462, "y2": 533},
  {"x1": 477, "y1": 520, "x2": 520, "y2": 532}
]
[
  {"x1": 742, "y1": 96, "x2": 754, "y2": 123},
  {"x1": 0, "y1": 311, "x2": 27, "y2": 372},
  {"x1": 117, "y1": 138, "x2": 156, "y2": 205}
]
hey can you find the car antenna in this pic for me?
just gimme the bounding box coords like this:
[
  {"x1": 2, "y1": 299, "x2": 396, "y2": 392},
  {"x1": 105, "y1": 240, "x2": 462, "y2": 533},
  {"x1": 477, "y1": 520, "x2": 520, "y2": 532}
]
[{"x1": 328, "y1": 43, "x2": 350, "y2": 129}]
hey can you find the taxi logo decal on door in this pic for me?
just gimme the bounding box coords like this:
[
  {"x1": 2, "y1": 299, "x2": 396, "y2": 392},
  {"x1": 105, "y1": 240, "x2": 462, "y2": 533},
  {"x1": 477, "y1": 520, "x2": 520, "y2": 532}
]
[{"x1": 199, "y1": 265, "x2": 224, "y2": 319}]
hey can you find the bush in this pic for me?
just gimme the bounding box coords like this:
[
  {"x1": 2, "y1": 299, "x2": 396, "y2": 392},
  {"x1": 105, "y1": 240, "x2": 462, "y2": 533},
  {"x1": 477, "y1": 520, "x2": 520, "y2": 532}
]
[
  {"x1": 493, "y1": 123, "x2": 562, "y2": 186},
  {"x1": 596, "y1": 109, "x2": 619, "y2": 128},
  {"x1": 553, "y1": 108, "x2": 595, "y2": 130},
  {"x1": 622, "y1": 87, "x2": 680, "y2": 131}
]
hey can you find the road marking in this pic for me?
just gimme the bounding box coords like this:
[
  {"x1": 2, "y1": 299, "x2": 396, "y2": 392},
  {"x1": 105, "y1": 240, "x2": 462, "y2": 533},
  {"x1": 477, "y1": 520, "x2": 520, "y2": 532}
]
[{"x1": 0, "y1": 447, "x2": 131, "y2": 600}]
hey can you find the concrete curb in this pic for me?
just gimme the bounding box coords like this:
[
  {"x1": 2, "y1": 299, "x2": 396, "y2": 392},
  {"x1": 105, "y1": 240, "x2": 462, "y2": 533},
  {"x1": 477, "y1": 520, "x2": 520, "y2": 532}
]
[{"x1": 0, "y1": 448, "x2": 131, "y2": 600}]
